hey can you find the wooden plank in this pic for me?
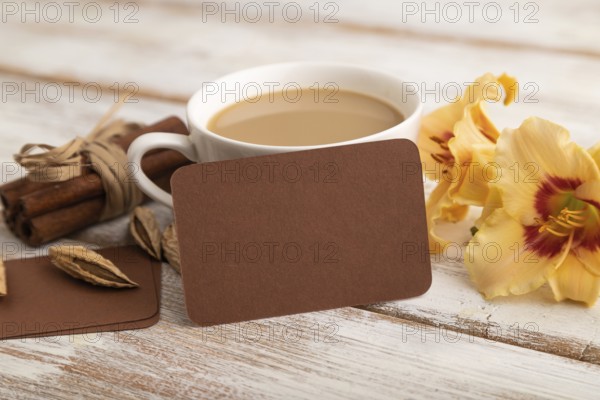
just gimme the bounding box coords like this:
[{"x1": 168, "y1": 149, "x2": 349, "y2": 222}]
[
  {"x1": 361, "y1": 255, "x2": 600, "y2": 364},
  {"x1": 0, "y1": 0, "x2": 600, "y2": 150},
  {"x1": 2, "y1": 290, "x2": 600, "y2": 399},
  {"x1": 1, "y1": 58, "x2": 599, "y2": 369},
  {"x1": 1, "y1": 1, "x2": 600, "y2": 397},
  {"x1": 5, "y1": 85, "x2": 599, "y2": 397},
  {"x1": 136, "y1": 0, "x2": 600, "y2": 56},
  {"x1": 0, "y1": 72, "x2": 185, "y2": 247},
  {"x1": 359, "y1": 178, "x2": 600, "y2": 364}
]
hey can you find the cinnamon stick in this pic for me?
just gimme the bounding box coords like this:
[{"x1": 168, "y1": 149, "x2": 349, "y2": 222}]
[
  {"x1": 16, "y1": 168, "x2": 179, "y2": 246},
  {"x1": 0, "y1": 116, "x2": 191, "y2": 245},
  {"x1": 0, "y1": 179, "x2": 54, "y2": 214},
  {"x1": 16, "y1": 197, "x2": 105, "y2": 246},
  {"x1": 18, "y1": 146, "x2": 189, "y2": 218},
  {"x1": 0, "y1": 116, "x2": 188, "y2": 217},
  {"x1": 0, "y1": 178, "x2": 53, "y2": 223}
]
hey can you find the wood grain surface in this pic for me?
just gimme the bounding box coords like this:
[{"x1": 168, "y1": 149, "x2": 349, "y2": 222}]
[{"x1": 1, "y1": 1, "x2": 599, "y2": 398}]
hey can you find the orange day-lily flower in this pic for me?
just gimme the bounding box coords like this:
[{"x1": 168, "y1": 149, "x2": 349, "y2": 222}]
[
  {"x1": 417, "y1": 73, "x2": 517, "y2": 251},
  {"x1": 466, "y1": 117, "x2": 600, "y2": 306}
]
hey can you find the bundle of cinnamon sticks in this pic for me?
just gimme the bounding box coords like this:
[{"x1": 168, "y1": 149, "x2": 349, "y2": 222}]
[{"x1": 0, "y1": 117, "x2": 191, "y2": 246}]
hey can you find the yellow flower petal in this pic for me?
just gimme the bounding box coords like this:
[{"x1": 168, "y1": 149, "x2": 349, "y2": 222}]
[
  {"x1": 444, "y1": 101, "x2": 502, "y2": 206},
  {"x1": 574, "y1": 248, "x2": 600, "y2": 277},
  {"x1": 574, "y1": 180, "x2": 600, "y2": 210},
  {"x1": 460, "y1": 73, "x2": 517, "y2": 108},
  {"x1": 426, "y1": 179, "x2": 469, "y2": 253},
  {"x1": 418, "y1": 106, "x2": 459, "y2": 181},
  {"x1": 450, "y1": 143, "x2": 497, "y2": 206},
  {"x1": 497, "y1": 73, "x2": 518, "y2": 106},
  {"x1": 495, "y1": 117, "x2": 600, "y2": 225},
  {"x1": 474, "y1": 184, "x2": 503, "y2": 229},
  {"x1": 589, "y1": 142, "x2": 600, "y2": 167},
  {"x1": 547, "y1": 253, "x2": 600, "y2": 306},
  {"x1": 449, "y1": 102, "x2": 497, "y2": 164},
  {"x1": 465, "y1": 101, "x2": 501, "y2": 142},
  {"x1": 418, "y1": 73, "x2": 516, "y2": 182},
  {"x1": 465, "y1": 209, "x2": 559, "y2": 298},
  {"x1": 572, "y1": 181, "x2": 600, "y2": 276}
]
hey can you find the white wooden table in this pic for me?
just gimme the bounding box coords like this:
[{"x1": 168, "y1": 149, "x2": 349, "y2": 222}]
[{"x1": 1, "y1": 1, "x2": 599, "y2": 398}]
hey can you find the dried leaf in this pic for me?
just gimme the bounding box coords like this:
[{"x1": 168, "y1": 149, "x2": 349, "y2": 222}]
[
  {"x1": 161, "y1": 223, "x2": 181, "y2": 274},
  {"x1": 130, "y1": 207, "x2": 162, "y2": 260},
  {"x1": 49, "y1": 245, "x2": 138, "y2": 289},
  {"x1": 0, "y1": 260, "x2": 6, "y2": 296}
]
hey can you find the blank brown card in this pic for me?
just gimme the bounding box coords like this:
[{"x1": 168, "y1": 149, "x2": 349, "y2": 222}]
[
  {"x1": 172, "y1": 139, "x2": 432, "y2": 326},
  {"x1": 0, "y1": 246, "x2": 161, "y2": 340}
]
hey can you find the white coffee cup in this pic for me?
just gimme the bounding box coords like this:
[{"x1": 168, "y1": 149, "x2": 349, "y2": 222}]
[{"x1": 127, "y1": 62, "x2": 423, "y2": 206}]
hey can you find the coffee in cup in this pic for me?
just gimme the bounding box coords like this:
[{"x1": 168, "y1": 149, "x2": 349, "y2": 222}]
[
  {"x1": 207, "y1": 88, "x2": 404, "y2": 146},
  {"x1": 127, "y1": 62, "x2": 422, "y2": 206}
]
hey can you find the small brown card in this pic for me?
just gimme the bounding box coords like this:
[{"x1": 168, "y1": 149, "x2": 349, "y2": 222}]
[
  {"x1": 0, "y1": 246, "x2": 161, "y2": 340},
  {"x1": 172, "y1": 139, "x2": 431, "y2": 326}
]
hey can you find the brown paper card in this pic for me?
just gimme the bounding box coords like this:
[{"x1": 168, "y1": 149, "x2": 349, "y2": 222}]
[
  {"x1": 0, "y1": 246, "x2": 161, "y2": 340},
  {"x1": 172, "y1": 139, "x2": 432, "y2": 326}
]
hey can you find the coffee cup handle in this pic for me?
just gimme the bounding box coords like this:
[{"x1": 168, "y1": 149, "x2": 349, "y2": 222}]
[{"x1": 127, "y1": 133, "x2": 198, "y2": 207}]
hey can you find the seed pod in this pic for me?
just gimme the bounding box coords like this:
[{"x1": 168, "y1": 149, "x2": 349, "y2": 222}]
[
  {"x1": 0, "y1": 260, "x2": 7, "y2": 296},
  {"x1": 130, "y1": 207, "x2": 162, "y2": 260},
  {"x1": 49, "y1": 245, "x2": 138, "y2": 289},
  {"x1": 161, "y1": 224, "x2": 181, "y2": 274}
]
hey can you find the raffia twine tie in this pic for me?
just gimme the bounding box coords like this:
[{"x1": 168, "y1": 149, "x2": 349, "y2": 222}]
[{"x1": 14, "y1": 100, "x2": 145, "y2": 220}]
